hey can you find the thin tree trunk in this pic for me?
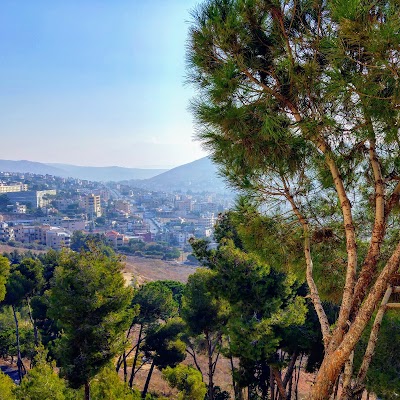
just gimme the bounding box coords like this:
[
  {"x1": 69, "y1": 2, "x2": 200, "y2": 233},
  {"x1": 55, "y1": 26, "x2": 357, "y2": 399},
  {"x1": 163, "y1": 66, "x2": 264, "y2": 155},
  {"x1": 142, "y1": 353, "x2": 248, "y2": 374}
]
[
  {"x1": 123, "y1": 350, "x2": 127, "y2": 382},
  {"x1": 12, "y1": 305, "x2": 25, "y2": 382},
  {"x1": 129, "y1": 323, "x2": 143, "y2": 388},
  {"x1": 352, "y1": 285, "x2": 392, "y2": 398},
  {"x1": 84, "y1": 381, "x2": 90, "y2": 400},
  {"x1": 270, "y1": 368, "x2": 275, "y2": 400},
  {"x1": 309, "y1": 238, "x2": 400, "y2": 399},
  {"x1": 206, "y1": 332, "x2": 215, "y2": 400},
  {"x1": 186, "y1": 346, "x2": 203, "y2": 377},
  {"x1": 288, "y1": 370, "x2": 293, "y2": 400},
  {"x1": 339, "y1": 351, "x2": 354, "y2": 400},
  {"x1": 116, "y1": 321, "x2": 135, "y2": 373},
  {"x1": 350, "y1": 129, "x2": 386, "y2": 319},
  {"x1": 295, "y1": 355, "x2": 303, "y2": 400},
  {"x1": 316, "y1": 140, "x2": 358, "y2": 353},
  {"x1": 285, "y1": 189, "x2": 331, "y2": 348},
  {"x1": 227, "y1": 336, "x2": 241, "y2": 400},
  {"x1": 142, "y1": 360, "x2": 155, "y2": 399},
  {"x1": 283, "y1": 352, "x2": 298, "y2": 389},
  {"x1": 26, "y1": 297, "x2": 39, "y2": 347},
  {"x1": 272, "y1": 367, "x2": 287, "y2": 400}
]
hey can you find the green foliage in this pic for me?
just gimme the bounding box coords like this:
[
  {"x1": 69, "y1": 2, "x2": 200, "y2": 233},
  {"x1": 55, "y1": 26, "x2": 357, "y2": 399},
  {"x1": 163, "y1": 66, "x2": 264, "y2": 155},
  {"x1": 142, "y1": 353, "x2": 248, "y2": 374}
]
[
  {"x1": 90, "y1": 366, "x2": 140, "y2": 400},
  {"x1": 0, "y1": 194, "x2": 10, "y2": 212},
  {"x1": 162, "y1": 365, "x2": 207, "y2": 400},
  {"x1": 0, "y1": 255, "x2": 10, "y2": 302},
  {"x1": 4, "y1": 258, "x2": 44, "y2": 306},
  {"x1": 70, "y1": 231, "x2": 113, "y2": 255},
  {"x1": 0, "y1": 306, "x2": 35, "y2": 361},
  {"x1": 132, "y1": 281, "x2": 179, "y2": 324},
  {"x1": 122, "y1": 240, "x2": 181, "y2": 260},
  {"x1": 48, "y1": 247, "x2": 134, "y2": 389},
  {"x1": 182, "y1": 268, "x2": 229, "y2": 337},
  {"x1": 0, "y1": 371, "x2": 16, "y2": 400},
  {"x1": 354, "y1": 311, "x2": 400, "y2": 399},
  {"x1": 143, "y1": 318, "x2": 187, "y2": 370},
  {"x1": 16, "y1": 347, "x2": 74, "y2": 400}
]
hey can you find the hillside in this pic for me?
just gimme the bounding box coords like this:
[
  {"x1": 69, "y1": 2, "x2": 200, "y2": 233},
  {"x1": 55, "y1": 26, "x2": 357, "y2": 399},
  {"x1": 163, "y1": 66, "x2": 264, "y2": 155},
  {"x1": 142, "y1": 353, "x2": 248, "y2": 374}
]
[
  {"x1": 0, "y1": 159, "x2": 166, "y2": 181},
  {"x1": 130, "y1": 156, "x2": 232, "y2": 193},
  {"x1": 47, "y1": 163, "x2": 167, "y2": 181},
  {"x1": 0, "y1": 160, "x2": 66, "y2": 177}
]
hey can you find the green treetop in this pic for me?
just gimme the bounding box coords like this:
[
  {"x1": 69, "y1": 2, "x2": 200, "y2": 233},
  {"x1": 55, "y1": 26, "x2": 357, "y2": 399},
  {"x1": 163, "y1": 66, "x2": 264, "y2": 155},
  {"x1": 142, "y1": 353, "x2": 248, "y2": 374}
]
[{"x1": 48, "y1": 247, "x2": 133, "y2": 400}]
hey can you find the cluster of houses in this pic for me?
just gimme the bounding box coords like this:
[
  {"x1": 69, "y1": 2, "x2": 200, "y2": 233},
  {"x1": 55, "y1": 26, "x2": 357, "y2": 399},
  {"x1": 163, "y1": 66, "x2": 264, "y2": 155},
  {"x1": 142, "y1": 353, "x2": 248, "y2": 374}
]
[{"x1": 0, "y1": 172, "x2": 233, "y2": 253}]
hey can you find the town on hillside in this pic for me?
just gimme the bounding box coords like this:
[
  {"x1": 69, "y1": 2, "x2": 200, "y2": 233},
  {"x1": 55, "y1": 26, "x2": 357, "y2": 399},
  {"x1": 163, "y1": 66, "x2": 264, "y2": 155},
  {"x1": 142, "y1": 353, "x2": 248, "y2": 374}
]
[{"x1": 0, "y1": 171, "x2": 233, "y2": 259}]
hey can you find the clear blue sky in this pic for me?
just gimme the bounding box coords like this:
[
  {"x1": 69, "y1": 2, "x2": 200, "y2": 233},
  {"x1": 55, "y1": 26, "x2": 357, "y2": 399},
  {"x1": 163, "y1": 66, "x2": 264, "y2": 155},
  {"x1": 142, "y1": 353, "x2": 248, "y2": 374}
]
[{"x1": 0, "y1": 0, "x2": 206, "y2": 168}]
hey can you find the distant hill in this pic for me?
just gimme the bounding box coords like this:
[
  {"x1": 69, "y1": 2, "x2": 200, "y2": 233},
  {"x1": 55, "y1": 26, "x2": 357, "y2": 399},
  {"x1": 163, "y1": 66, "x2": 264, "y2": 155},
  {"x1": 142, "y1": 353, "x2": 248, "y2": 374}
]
[
  {"x1": 47, "y1": 163, "x2": 167, "y2": 181},
  {"x1": 0, "y1": 159, "x2": 166, "y2": 181},
  {"x1": 0, "y1": 160, "x2": 67, "y2": 176},
  {"x1": 130, "y1": 157, "x2": 231, "y2": 193}
]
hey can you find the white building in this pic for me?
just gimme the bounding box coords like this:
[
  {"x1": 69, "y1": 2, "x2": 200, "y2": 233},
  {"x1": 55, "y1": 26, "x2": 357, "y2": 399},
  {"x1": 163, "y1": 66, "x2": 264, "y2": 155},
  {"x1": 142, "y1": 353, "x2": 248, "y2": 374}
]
[
  {"x1": 45, "y1": 227, "x2": 71, "y2": 250},
  {"x1": 0, "y1": 222, "x2": 14, "y2": 241}
]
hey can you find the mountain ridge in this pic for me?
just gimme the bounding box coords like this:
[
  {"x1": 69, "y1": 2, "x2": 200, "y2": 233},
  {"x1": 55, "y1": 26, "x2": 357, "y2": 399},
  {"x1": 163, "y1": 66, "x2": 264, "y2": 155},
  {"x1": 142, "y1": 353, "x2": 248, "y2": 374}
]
[
  {"x1": 0, "y1": 157, "x2": 231, "y2": 194},
  {"x1": 0, "y1": 159, "x2": 166, "y2": 181}
]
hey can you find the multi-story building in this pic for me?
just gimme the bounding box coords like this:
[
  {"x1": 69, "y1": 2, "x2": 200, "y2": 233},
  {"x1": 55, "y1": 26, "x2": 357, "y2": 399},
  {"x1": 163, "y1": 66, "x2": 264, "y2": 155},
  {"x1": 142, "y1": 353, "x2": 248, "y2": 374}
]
[
  {"x1": 83, "y1": 194, "x2": 101, "y2": 218},
  {"x1": 13, "y1": 224, "x2": 51, "y2": 244},
  {"x1": 12, "y1": 224, "x2": 71, "y2": 250},
  {"x1": 105, "y1": 231, "x2": 127, "y2": 248},
  {"x1": 45, "y1": 227, "x2": 71, "y2": 250},
  {"x1": 114, "y1": 200, "x2": 131, "y2": 214},
  {"x1": 0, "y1": 221, "x2": 14, "y2": 241},
  {"x1": 6, "y1": 190, "x2": 57, "y2": 208},
  {"x1": 0, "y1": 182, "x2": 28, "y2": 193},
  {"x1": 13, "y1": 203, "x2": 27, "y2": 214}
]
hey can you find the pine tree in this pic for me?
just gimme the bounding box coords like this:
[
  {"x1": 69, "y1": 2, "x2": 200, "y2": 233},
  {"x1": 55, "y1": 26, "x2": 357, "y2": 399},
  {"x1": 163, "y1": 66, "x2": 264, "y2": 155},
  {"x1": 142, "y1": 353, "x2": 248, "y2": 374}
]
[
  {"x1": 48, "y1": 247, "x2": 133, "y2": 400},
  {"x1": 188, "y1": 1, "x2": 400, "y2": 398}
]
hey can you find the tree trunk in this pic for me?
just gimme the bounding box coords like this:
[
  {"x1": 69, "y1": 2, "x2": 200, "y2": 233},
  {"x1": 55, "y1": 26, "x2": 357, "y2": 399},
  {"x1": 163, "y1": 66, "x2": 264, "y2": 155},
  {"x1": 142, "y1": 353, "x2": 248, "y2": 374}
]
[
  {"x1": 270, "y1": 368, "x2": 275, "y2": 400},
  {"x1": 26, "y1": 297, "x2": 39, "y2": 347},
  {"x1": 227, "y1": 337, "x2": 242, "y2": 400},
  {"x1": 351, "y1": 286, "x2": 392, "y2": 399},
  {"x1": 339, "y1": 351, "x2": 354, "y2": 400},
  {"x1": 123, "y1": 350, "x2": 127, "y2": 382},
  {"x1": 129, "y1": 323, "x2": 143, "y2": 388},
  {"x1": 206, "y1": 332, "x2": 215, "y2": 400},
  {"x1": 84, "y1": 381, "x2": 90, "y2": 400},
  {"x1": 12, "y1": 305, "x2": 25, "y2": 382},
  {"x1": 283, "y1": 352, "x2": 298, "y2": 389},
  {"x1": 272, "y1": 367, "x2": 287, "y2": 400},
  {"x1": 142, "y1": 360, "x2": 155, "y2": 399},
  {"x1": 309, "y1": 240, "x2": 400, "y2": 399},
  {"x1": 288, "y1": 371, "x2": 293, "y2": 400}
]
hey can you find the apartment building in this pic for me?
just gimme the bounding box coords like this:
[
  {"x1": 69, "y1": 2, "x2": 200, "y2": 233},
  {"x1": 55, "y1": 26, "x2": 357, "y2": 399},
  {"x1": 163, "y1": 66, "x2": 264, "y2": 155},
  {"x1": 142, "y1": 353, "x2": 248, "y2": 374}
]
[
  {"x1": 114, "y1": 200, "x2": 131, "y2": 214},
  {"x1": 105, "y1": 230, "x2": 128, "y2": 248},
  {"x1": 83, "y1": 194, "x2": 101, "y2": 218},
  {"x1": 13, "y1": 224, "x2": 71, "y2": 250},
  {"x1": 13, "y1": 224, "x2": 51, "y2": 244},
  {"x1": 0, "y1": 182, "x2": 28, "y2": 193},
  {"x1": 45, "y1": 227, "x2": 71, "y2": 250},
  {"x1": 6, "y1": 190, "x2": 57, "y2": 208},
  {"x1": 0, "y1": 221, "x2": 14, "y2": 241}
]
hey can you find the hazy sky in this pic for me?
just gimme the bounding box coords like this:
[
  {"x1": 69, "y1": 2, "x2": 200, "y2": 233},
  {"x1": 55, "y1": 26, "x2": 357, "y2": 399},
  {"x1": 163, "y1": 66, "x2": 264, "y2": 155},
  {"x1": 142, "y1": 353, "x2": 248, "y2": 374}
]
[{"x1": 0, "y1": 0, "x2": 207, "y2": 168}]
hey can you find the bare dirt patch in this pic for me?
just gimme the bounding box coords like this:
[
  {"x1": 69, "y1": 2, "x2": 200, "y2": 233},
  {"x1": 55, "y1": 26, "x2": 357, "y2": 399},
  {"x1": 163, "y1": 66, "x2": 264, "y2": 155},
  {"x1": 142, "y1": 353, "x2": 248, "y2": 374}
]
[{"x1": 122, "y1": 255, "x2": 197, "y2": 285}]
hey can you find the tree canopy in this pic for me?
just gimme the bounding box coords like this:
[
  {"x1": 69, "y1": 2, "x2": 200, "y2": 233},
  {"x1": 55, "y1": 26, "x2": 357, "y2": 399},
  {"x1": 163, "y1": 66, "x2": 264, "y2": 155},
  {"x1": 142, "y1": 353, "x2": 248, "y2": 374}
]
[
  {"x1": 48, "y1": 248, "x2": 133, "y2": 399},
  {"x1": 188, "y1": 0, "x2": 400, "y2": 398}
]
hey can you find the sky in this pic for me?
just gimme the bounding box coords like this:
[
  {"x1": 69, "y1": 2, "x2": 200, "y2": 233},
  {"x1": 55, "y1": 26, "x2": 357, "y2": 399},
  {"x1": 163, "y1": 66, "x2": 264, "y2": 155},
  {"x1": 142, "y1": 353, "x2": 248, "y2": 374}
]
[{"x1": 0, "y1": 0, "x2": 207, "y2": 169}]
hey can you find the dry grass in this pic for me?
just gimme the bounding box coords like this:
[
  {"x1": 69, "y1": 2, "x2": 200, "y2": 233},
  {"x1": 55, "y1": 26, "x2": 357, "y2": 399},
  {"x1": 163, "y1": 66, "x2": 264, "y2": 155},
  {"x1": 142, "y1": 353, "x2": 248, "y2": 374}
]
[{"x1": 122, "y1": 255, "x2": 197, "y2": 285}]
